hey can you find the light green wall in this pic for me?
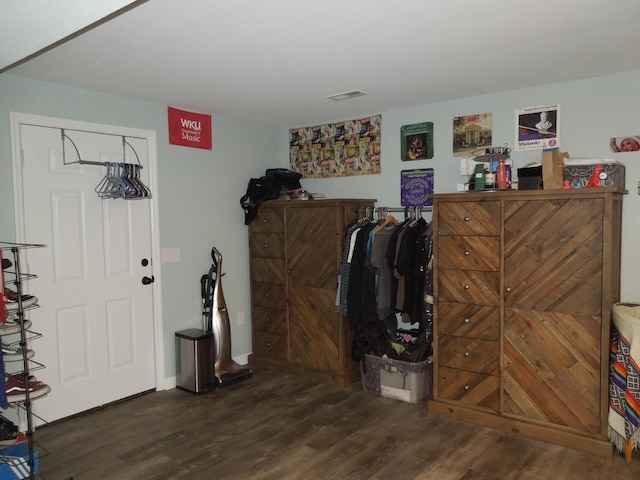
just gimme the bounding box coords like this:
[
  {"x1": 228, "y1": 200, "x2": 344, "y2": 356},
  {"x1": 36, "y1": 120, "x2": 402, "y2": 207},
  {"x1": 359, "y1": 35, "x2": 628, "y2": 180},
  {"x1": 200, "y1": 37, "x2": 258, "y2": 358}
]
[
  {"x1": 3, "y1": 70, "x2": 640, "y2": 385},
  {"x1": 279, "y1": 70, "x2": 640, "y2": 302},
  {"x1": 0, "y1": 74, "x2": 279, "y2": 381}
]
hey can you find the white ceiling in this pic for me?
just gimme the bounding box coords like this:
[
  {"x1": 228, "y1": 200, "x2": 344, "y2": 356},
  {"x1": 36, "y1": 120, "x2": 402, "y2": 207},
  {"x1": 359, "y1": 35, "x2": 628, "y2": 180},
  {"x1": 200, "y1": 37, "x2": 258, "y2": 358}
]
[{"x1": 4, "y1": 0, "x2": 640, "y2": 127}]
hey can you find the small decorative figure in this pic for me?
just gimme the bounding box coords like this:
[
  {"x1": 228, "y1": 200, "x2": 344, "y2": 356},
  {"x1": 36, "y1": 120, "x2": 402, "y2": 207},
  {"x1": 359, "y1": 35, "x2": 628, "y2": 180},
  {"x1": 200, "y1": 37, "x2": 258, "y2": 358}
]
[
  {"x1": 562, "y1": 180, "x2": 572, "y2": 189},
  {"x1": 585, "y1": 165, "x2": 605, "y2": 188}
]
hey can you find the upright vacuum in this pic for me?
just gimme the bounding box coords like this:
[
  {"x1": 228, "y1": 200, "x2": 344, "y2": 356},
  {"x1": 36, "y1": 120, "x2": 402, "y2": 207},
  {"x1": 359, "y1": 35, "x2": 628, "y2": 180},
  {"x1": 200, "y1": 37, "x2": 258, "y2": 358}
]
[{"x1": 201, "y1": 247, "x2": 253, "y2": 386}]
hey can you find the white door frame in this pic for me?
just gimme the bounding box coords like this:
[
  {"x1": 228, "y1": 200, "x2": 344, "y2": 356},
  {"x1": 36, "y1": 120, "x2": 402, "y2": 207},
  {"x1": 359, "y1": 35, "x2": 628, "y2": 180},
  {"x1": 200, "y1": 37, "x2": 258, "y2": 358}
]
[{"x1": 9, "y1": 111, "x2": 166, "y2": 389}]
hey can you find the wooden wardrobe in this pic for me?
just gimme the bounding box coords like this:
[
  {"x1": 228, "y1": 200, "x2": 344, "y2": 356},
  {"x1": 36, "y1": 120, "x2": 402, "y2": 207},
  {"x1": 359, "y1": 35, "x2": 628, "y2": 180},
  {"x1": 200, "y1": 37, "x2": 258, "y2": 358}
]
[
  {"x1": 428, "y1": 188, "x2": 624, "y2": 456},
  {"x1": 247, "y1": 198, "x2": 375, "y2": 387}
]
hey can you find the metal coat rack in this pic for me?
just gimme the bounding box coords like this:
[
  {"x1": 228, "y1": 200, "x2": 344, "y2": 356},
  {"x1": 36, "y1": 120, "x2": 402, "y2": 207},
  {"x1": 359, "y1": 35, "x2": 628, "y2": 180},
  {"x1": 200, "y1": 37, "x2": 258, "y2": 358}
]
[{"x1": 61, "y1": 129, "x2": 152, "y2": 199}]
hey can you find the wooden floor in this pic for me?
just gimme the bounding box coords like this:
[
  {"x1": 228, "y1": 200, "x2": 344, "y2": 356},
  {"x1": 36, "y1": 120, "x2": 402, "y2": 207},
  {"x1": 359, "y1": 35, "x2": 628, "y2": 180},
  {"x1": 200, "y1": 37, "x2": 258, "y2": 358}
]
[{"x1": 35, "y1": 367, "x2": 640, "y2": 480}]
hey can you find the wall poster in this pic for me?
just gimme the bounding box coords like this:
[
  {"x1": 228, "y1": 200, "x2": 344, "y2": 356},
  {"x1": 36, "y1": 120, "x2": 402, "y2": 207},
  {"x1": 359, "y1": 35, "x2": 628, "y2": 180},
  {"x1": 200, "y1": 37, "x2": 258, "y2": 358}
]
[
  {"x1": 401, "y1": 122, "x2": 433, "y2": 161},
  {"x1": 289, "y1": 115, "x2": 381, "y2": 178},
  {"x1": 401, "y1": 168, "x2": 434, "y2": 207},
  {"x1": 453, "y1": 113, "x2": 493, "y2": 157},
  {"x1": 515, "y1": 104, "x2": 560, "y2": 151}
]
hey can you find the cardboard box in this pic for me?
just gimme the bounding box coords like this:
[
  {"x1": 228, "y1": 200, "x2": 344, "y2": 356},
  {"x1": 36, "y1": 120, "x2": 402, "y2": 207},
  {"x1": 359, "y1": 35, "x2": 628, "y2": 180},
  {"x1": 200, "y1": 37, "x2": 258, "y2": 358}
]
[
  {"x1": 360, "y1": 354, "x2": 433, "y2": 403},
  {"x1": 563, "y1": 162, "x2": 625, "y2": 190},
  {"x1": 0, "y1": 443, "x2": 39, "y2": 479}
]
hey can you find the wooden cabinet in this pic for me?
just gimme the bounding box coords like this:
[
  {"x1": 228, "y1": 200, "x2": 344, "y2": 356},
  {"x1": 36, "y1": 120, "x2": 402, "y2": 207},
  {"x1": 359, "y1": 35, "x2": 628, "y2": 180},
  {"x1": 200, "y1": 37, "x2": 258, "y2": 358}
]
[
  {"x1": 248, "y1": 198, "x2": 375, "y2": 387},
  {"x1": 428, "y1": 188, "x2": 624, "y2": 456}
]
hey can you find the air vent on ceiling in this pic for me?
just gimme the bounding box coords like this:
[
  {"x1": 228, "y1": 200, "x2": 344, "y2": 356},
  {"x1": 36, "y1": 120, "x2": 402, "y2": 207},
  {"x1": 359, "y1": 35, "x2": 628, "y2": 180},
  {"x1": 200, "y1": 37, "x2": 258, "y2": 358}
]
[{"x1": 327, "y1": 90, "x2": 366, "y2": 101}]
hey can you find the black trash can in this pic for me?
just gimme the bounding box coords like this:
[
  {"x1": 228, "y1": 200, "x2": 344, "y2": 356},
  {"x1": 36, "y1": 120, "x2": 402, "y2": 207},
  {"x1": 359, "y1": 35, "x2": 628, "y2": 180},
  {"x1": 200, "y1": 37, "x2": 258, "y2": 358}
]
[{"x1": 175, "y1": 328, "x2": 216, "y2": 394}]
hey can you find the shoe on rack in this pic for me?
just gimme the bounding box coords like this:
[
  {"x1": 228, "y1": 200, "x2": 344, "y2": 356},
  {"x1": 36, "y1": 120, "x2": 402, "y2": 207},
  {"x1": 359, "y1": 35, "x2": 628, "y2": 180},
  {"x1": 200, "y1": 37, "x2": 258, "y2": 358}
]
[
  {"x1": 1, "y1": 343, "x2": 35, "y2": 362},
  {"x1": 0, "y1": 424, "x2": 21, "y2": 446},
  {"x1": 3, "y1": 291, "x2": 38, "y2": 311},
  {"x1": 0, "y1": 320, "x2": 32, "y2": 336},
  {"x1": 1, "y1": 258, "x2": 11, "y2": 270},
  {"x1": 4, "y1": 374, "x2": 51, "y2": 402}
]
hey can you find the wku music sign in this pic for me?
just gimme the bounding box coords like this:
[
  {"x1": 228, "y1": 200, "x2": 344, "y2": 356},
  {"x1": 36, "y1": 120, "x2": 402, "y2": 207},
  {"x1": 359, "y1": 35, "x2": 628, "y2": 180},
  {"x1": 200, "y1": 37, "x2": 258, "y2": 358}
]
[{"x1": 168, "y1": 106, "x2": 213, "y2": 150}]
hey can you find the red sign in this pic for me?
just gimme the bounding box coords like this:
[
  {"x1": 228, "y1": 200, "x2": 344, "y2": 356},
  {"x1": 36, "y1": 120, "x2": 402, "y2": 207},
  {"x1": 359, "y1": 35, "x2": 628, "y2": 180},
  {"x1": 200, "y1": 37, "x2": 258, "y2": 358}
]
[{"x1": 168, "y1": 106, "x2": 212, "y2": 150}]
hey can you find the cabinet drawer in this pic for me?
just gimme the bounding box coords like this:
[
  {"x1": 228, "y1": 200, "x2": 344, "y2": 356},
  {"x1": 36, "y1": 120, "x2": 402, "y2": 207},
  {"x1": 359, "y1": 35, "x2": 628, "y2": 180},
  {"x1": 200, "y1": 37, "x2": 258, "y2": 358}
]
[
  {"x1": 437, "y1": 201, "x2": 500, "y2": 236},
  {"x1": 438, "y1": 269, "x2": 500, "y2": 306},
  {"x1": 437, "y1": 302, "x2": 499, "y2": 340},
  {"x1": 251, "y1": 258, "x2": 286, "y2": 284},
  {"x1": 251, "y1": 282, "x2": 286, "y2": 309},
  {"x1": 252, "y1": 330, "x2": 287, "y2": 361},
  {"x1": 250, "y1": 208, "x2": 284, "y2": 233},
  {"x1": 438, "y1": 236, "x2": 499, "y2": 271},
  {"x1": 437, "y1": 366, "x2": 499, "y2": 410},
  {"x1": 250, "y1": 233, "x2": 285, "y2": 258},
  {"x1": 251, "y1": 305, "x2": 286, "y2": 334},
  {"x1": 438, "y1": 334, "x2": 499, "y2": 374}
]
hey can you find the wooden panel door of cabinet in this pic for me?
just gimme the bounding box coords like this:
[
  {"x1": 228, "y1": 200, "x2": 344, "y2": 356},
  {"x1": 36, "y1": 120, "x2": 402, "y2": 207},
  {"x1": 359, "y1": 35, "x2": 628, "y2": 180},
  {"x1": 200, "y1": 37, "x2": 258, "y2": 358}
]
[
  {"x1": 502, "y1": 198, "x2": 603, "y2": 433},
  {"x1": 286, "y1": 206, "x2": 341, "y2": 371},
  {"x1": 503, "y1": 198, "x2": 603, "y2": 314}
]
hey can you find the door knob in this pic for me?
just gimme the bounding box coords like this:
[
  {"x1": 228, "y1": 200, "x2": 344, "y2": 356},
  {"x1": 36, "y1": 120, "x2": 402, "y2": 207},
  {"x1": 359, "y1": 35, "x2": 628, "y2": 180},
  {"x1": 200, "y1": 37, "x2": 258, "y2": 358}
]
[{"x1": 142, "y1": 275, "x2": 155, "y2": 285}]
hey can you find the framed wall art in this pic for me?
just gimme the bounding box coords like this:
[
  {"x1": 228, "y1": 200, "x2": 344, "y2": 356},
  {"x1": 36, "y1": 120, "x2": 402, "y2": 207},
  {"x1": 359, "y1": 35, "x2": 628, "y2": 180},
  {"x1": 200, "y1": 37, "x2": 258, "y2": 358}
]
[{"x1": 401, "y1": 122, "x2": 433, "y2": 161}]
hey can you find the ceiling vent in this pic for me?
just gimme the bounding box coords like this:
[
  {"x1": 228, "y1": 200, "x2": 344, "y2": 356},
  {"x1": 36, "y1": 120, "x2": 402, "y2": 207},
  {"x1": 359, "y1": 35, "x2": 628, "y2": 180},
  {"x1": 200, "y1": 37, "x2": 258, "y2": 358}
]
[{"x1": 327, "y1": 90, "x2": 366, "y2": 101}]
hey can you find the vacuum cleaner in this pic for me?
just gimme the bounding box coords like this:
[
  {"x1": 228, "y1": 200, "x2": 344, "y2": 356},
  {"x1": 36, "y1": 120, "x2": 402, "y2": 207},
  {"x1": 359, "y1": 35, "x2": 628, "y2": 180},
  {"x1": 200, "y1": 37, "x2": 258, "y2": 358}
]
[{"x1": 201, "y1": 247, "x2": 253, "y2": 387}]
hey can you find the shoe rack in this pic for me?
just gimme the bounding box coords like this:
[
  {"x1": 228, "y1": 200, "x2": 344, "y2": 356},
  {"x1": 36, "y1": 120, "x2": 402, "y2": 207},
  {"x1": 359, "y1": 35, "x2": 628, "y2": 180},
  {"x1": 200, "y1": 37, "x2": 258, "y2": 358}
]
[{"x1": 1, "y1": 241, "x2": 48, "y2": 480}]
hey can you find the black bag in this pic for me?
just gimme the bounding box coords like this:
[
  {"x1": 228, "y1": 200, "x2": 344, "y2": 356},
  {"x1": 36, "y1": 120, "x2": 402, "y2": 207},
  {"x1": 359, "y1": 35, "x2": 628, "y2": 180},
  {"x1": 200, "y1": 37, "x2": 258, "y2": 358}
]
[
  {"x1": 240, "y1": 177, "x2": 278, "y2": 225},
  {"x1": 265, "y1": 168, "x2": 302, "y2": 191},
  {"x1": 240, "y1": 169, "x2": 302, "y2": 226}
]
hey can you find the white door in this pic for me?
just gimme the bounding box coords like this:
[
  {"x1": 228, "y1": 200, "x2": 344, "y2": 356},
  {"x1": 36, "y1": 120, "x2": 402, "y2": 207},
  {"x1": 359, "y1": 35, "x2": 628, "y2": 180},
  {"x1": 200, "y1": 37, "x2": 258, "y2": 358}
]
[{"x1": 16, "y1": 120, "x2": 157, "y2": 423}]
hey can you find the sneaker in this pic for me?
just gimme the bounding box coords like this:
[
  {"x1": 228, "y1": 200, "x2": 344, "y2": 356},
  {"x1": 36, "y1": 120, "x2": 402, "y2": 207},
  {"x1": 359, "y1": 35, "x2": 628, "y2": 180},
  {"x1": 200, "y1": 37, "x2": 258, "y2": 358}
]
[
  {"x1": 0, "y1": 320, "x2": 32, "y2": 336},
  {"x1": 2, "y1": 344, "x2": 35, "y2": 362},
  {"x1": 3, "y1": 289, "x2": 38, "y2": 311},
  {"x1": 4, "y1": 374, "x2": 50, "y2": 402},
  {"x1": 1, "y1": 259, "x2": 11, "y2": 270}
]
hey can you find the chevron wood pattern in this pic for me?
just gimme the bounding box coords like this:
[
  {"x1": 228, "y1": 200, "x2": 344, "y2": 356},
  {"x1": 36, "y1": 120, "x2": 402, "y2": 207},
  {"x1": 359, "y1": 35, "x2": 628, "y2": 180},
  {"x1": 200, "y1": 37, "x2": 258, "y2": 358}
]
[
  {"x1": 438, "y1": 366, "x2": 500, "y2": 409},
  {"x1": 437, "y1": 201, "x2": 500, "y2": 236},
  {"x1": 430, "y1": 190, "x2": 624, "y2": 456},
  {"x1": 248, "y1": 199, "x2": 375, "y2": 387},
  {"x1": 503, "y1": 308, "x2": 601, "y2": 432},
  {"x1": 438, "y1": 269, "x2": 500, "y2": 306},
  {"x1": 437, "y1": 302, "x2": 500, "y2": 340},
  {"x1": 438, "y1": 235, "x2": 500, "y2": 270},
  {"x1": 504, "y1": 198, "x2": 603, "y2": 315}
]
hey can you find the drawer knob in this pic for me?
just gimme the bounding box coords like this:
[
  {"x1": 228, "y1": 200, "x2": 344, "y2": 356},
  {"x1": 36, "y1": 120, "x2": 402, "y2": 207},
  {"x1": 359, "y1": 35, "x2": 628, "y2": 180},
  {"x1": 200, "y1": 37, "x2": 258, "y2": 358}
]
[
  {"x1": 264, "y1": 268, "x2": 270, "y2": 273},
  {"x1": 263, "y1": 219, "x2": 269, "y2": 223},
  {"x1": 464, "y1": 385, "x2": 470, "y2": 391},
  {"x1": 265, "y1": 317, "x2": 271, "y2": 323},
  {"x1": 464, "y1": 216, "x2": 470, "y2": 222},
  {"x1": 287, "y1": 270, "x2": 292, "y2": 274},
  {"x1": 265, "y1": 292, "x2": 270, "y2": 297},
  {"x1": 464, "y1": 250, "x2": 470, "y2": 256},
  {"x1": 464, "y1": 318, "x2": 470, "y2": 324},
  {"x1": 464, "y1": 351, "x2": 470, "y2": 357},
  {"x1": 464, "y1": 284, "x2": 470, "y2": 290},
  {"x1": 266, "y1": 341, "x2": 272, "y2": 347},
  {"x1": 505, "y1": 287, "x2": 512, "y2": 293},
  {"x1": 264, "y1": 244, "x2": 269, "y2": 248}
]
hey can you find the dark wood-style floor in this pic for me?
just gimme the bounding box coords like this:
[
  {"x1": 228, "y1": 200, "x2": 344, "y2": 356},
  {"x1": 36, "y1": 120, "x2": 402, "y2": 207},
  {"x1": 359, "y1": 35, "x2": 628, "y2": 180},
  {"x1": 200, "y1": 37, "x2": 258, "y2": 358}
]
[{"x1": 35, "y1": 367, "x2": 640, "y2": 480}]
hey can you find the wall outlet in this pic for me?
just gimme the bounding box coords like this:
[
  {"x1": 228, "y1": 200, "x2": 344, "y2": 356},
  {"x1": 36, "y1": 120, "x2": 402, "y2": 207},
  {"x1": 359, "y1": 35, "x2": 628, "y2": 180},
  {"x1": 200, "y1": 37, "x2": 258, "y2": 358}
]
[
  {"x1": 237, "y1": 311, "x2": 245, "y2": 326},
  {"x1": 161, "y1": 247, "x2": 181, "y2": 263}
]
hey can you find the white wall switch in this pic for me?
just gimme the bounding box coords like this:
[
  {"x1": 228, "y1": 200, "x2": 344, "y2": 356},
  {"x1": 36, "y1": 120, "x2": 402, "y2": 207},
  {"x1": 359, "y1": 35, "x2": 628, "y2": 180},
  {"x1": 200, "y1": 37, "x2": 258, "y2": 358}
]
[{"x1": 161, "y1": 247, "x2": 181, "y2": 263}]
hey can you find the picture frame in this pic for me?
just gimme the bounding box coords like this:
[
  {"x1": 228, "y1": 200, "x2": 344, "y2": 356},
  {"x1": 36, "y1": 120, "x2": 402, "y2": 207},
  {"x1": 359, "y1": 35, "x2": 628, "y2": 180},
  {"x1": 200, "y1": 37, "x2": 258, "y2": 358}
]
[{"x1": 401, "y1": 122, "x2": 433, "y2": 161}]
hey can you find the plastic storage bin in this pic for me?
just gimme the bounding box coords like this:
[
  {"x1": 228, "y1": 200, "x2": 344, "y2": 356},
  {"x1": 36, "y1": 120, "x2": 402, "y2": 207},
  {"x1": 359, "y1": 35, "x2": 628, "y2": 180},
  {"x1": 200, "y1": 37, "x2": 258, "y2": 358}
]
[
  {"x1": 360, "y1": 354, "x2": 433, "y2": 403},
  {"x1": 175, "y1": 329, "x2": 216, "y2": 394}
]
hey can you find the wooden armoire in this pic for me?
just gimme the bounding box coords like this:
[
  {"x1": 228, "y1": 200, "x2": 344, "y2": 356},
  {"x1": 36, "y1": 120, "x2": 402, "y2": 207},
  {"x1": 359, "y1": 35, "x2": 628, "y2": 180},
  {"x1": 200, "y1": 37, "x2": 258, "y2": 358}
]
[
  {"x1": 247, "y1": 198, "x2": 375, "y2": 387},
  {"x1": 428, "y1": 188, "x2": 624, "y2": 456}
]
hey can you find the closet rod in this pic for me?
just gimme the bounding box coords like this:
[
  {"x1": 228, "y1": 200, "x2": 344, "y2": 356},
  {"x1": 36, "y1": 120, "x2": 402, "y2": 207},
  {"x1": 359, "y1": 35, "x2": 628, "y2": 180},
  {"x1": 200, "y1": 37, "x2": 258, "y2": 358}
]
[
  {"x1": 61, "y1": 129, "x2": 142, "y2": 168},
  {"x1": 374, "y1": 206, "x2": 433, "y2": 212}
]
